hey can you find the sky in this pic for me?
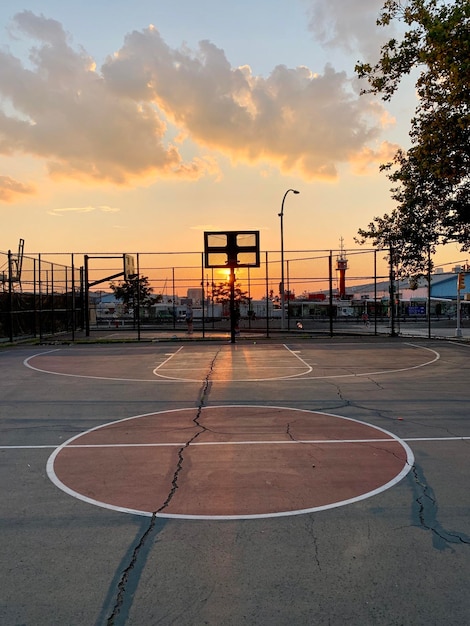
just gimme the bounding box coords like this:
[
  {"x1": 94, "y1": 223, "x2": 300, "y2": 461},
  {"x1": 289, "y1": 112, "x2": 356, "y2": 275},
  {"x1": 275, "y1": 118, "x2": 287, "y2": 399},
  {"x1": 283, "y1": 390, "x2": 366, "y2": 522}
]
[{"x1": 0, "y1": 0, "x2": 467, "y2": 273}]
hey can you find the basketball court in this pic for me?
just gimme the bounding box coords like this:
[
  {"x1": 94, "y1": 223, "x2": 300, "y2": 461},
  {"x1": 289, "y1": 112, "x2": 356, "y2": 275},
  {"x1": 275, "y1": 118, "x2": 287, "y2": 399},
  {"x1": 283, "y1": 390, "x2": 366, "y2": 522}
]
[{"x1": 1, "y1": 337, "x2": 469, "y2": 625}]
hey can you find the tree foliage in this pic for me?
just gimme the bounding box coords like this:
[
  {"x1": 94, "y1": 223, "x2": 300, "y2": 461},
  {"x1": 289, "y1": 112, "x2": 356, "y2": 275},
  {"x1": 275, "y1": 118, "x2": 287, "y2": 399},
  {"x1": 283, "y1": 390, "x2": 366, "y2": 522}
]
[
  {"x1": 109, "y1": 275, "x2": 158, "y2": 308},
  {"x1": 211, "y1": 281, "x2": 249, "y2": 304},
  {"x1": 355, "y1": 0, "x2": 470, "y2": 273}
]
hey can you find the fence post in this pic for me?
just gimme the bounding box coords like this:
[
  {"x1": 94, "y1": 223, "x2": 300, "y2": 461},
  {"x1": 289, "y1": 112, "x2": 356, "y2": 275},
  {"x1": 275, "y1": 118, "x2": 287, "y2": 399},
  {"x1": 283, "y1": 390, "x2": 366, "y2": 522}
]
[
  {"x1": 38, "y1": 254, "x2": 43, "y2": 342},
  {"x1": 172, "y1": 267, "x2": 176, "y2": 331},
  {"x1": 287, "y1": 260, "x2": 291, "y2": 331},
  {"x1": 8, "y1": 250, "x2": 13, "y2": 342},
  {"x1": 427, "y1": 247, "x2": 432, "y2": 339},
  {"x1": 33, "y1": 258, "x2": 37, "y2": 337},
  {"x1": 201, "y1": 252, "x2": 205, "y2": 338},
  {"x1": 84, "y1": 255, "x2": 90, "y2": 337},
  {"x1": 374, "y1": 250, "x2": 378, "y2": 335},
  {"x1": 71, "y1": 254, "x2": 75, "y2": 341},
  {"x1": 265, "y1": 251, "x2": 270, "y2": 339},
  {"x1": 389, "y1": 243, "x2": 397, "y2": 337},
  {"x1": 329, "y1": 251, "x2": 333, "y2": 337},
  {"x1": 51, "y1": 262, "x2": 55, "y2": 336},
  {"x1": 136, "y1": 252, "x2": 141, "y2": 341}
]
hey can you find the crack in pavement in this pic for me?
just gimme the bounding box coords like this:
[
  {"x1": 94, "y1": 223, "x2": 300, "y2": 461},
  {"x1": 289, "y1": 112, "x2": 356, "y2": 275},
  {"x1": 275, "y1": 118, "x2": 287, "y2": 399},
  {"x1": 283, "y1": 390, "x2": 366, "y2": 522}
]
[
  {"x1": 409, "y1": 463, "x2": 470, "y2": 551},
  {"x1": 105, "y1": 347, "x2": 222, "y2": 626},
  {"x1": 286, "y1": 422, "x2": 296, "y2": 442},
  {"x1": 303, "y1": 516, "x2": 322, "y2": 571},
  {"x1": 329, "y1": 381, "x2": 350, "y2": 405},
  {"x1": 356, "y1": 440, "x2": 412, "y2": 467},
  {"x1": 286, "y1": 422, "x2": 319, "y2": 468}
]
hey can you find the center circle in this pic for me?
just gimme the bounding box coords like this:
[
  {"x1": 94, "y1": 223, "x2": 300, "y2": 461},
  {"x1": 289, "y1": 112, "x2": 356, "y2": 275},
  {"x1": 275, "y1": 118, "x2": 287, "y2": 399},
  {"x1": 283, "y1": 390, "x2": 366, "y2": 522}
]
[{"x1": 47, "y1": 406, "x2": 413, "y2": 520}]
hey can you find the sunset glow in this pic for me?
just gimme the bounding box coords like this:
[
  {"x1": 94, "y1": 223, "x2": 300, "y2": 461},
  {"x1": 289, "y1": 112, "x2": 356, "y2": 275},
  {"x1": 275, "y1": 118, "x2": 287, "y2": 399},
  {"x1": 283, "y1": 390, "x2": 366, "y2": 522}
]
[{"x1": 0, "y1": 0, "x2": 466, "y2": 273}]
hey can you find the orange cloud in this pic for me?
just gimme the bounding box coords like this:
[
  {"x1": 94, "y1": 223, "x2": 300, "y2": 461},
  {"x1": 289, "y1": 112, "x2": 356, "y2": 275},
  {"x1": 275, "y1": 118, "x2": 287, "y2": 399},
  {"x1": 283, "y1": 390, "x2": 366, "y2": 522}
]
[
  {"x1": 47, "y1": 205, "x2": 120, "y2": 216},
  {"x1": 0, "y1": 176, "x2": 35, "y2": 202},
  {"x1": 350, "y1": 141, "x2": 399, "y2": 174},
  {"x1": 0, "y1": 11, "x2": 394, "y2": 188}
]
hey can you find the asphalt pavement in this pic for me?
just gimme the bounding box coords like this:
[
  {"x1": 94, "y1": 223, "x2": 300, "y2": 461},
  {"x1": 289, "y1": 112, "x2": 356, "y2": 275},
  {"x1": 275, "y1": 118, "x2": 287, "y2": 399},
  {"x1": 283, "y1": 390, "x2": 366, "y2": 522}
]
[{"x1": 1, "y1": 337, "x2": 469, "y2": 625}]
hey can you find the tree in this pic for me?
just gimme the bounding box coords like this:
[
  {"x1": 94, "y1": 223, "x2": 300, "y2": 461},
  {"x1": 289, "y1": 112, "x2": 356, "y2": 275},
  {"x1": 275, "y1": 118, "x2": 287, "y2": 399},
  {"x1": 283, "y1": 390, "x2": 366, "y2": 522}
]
[
  {"x1": 355, "y1": 0, "x2": 470, "y2": 273},
  {"x1": 211, "y1": 281, "x2": 249, "y2": 305},
  {"x1": 109, "y1": 275, "x2": 157, "y2": 310}
]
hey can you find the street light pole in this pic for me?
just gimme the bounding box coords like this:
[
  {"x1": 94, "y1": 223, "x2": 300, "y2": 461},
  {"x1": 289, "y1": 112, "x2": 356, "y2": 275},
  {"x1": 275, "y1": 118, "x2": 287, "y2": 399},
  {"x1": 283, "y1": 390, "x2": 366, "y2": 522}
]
[{"x1": 279, "y1": 188, "x2": 300, "y2": 330}]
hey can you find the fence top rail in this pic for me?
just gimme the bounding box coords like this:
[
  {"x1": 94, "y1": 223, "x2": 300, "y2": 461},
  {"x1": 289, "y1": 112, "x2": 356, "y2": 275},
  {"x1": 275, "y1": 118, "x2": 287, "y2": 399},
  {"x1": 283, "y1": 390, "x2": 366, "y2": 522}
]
[{"x1": 1, "y1": 248, "x2": 382, "y2": 257}]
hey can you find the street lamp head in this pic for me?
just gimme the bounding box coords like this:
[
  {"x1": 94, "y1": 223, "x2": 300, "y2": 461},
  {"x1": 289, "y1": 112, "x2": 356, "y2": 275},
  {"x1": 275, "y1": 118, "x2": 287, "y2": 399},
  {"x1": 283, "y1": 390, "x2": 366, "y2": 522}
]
[{"x1": 279, "y1": 188, "x2": 300, "y2": 216}]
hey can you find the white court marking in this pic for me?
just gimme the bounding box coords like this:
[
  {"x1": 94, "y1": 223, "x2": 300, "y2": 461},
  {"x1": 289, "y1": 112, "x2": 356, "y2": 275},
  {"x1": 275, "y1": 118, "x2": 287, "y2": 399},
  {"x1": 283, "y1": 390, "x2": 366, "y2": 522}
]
[
  {"x1": 3, "y1": 435, "x2": 469, "y2": 451},
  {"x1": 23, "y1": 343, "x2": 440, "y2": 383},
  {"x1": 153, "y1": 344, "x2": 312, "y2": 381},
  {"x1": 46, "y1": 406, "x2": 415, "y2": 520}
]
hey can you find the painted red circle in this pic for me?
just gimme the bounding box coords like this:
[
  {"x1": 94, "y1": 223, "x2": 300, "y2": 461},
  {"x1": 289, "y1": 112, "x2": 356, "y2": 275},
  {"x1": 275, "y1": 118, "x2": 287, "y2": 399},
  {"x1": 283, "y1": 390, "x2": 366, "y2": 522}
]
[{"x1": 49, "y1": 406, "x2": 412, "y2": 519}]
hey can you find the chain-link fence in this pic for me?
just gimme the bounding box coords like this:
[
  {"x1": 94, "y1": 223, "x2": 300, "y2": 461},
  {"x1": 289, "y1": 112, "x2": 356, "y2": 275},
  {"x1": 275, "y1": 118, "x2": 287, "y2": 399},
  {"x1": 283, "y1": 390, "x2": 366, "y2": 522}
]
[
  {"x1": 1, "y1": 247, "x2": 468, "y2": 342},
  {"x1": 0, "y1": 251, "x2": 83, "y2": 342},
  {"x1": 79, "y1": 248, "x2": 387, "y2": 337}
]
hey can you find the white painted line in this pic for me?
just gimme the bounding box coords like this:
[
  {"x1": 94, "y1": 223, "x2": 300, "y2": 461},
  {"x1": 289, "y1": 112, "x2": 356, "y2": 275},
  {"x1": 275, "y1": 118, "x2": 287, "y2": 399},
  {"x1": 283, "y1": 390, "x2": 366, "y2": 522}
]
[
  {"x1": 152, "y1": 346, "x2": 184, "y2": 376},
  {"x1": 404, "y1": 343, "x2": 441, "y2": 366},
  {"x1": 23, "y1": 343, "x2": 441, "y2": 383},
  {"x1": 24, "y1": 349, "x2": 186, "y2": 383},
  {"x1": 154, "y1": 344, "x2": 312, "y2": 382},
  {"x1": 282, "y1": 344, "x2": 313, "y2": 375},
  {"x1": 158, "y1": 342, "x2": 440, "y2": 383},
  {"x1": 0, "y1": 445, "x2": 59, "y2": 449},
  {"x1": 45, "y1": 405, "x2": 416, "y2": 520},
  {"x1": 3, "y1": 435, "x2": 470, "y2": 451},
  {"x1": 0, "y1": 439, "x2": 407, "y2": 450},
  {"x1": 143, "y1": 344, "x2": 442, "y2": 382},
  {"x1": 55, "y1": 437, "x2": 426, "y2": 446},
  {"x1": 295, "y1": 343, "x2": 440, "y2": 380},
  {"x1": 158, "y1": 363, "x2": 308, "y2": 370},
  {"x1": 24, "y1": 348, "x2": 61, "y2": 365},
  {"x1": 402, "y1": 436, "x2": 470, "y2": 442}
]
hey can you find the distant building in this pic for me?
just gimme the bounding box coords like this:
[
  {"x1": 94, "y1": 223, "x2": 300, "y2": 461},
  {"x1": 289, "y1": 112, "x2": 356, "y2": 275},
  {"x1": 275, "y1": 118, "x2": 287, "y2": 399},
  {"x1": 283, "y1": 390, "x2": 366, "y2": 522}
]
[{"x1": 186, "y1": 288, "x2": 203, "y2": 305}]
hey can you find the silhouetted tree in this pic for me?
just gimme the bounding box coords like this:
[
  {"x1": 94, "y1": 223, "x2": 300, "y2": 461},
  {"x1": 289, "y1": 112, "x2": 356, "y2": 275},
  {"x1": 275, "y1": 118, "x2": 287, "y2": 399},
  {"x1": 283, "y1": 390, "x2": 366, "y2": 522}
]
[
  {"x1": 110, "y1": 275, "x2": 159, "y2": 310},
  {"x1": 356, "y1": 0, "x2": 470, "y2": 273},
  {"x1": 211, "y1": 281, "x2": 249, "y2": 305}
]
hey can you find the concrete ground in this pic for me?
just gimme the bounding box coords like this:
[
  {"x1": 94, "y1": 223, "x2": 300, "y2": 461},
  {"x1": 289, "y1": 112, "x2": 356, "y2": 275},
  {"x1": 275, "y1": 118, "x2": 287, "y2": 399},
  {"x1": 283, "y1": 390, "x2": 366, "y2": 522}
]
[{"x1": 1, "y1": 337, "x2": 469, "y2": 625}]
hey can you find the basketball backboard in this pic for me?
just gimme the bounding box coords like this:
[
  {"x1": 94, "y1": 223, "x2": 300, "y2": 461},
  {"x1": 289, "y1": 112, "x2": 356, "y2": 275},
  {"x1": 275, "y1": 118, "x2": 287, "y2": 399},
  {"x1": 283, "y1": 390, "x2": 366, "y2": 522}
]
[{"x1": 204, "y1": 231, "x2": 260, "y2": 268}]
